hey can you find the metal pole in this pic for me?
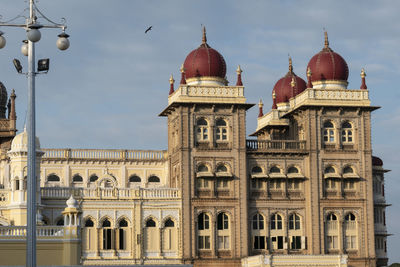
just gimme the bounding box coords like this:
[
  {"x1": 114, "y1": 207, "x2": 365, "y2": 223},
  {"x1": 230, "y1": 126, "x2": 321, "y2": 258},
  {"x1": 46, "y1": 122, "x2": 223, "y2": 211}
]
[{"x1": 26, "y1": 1, "x2": 37, "y2": 266}]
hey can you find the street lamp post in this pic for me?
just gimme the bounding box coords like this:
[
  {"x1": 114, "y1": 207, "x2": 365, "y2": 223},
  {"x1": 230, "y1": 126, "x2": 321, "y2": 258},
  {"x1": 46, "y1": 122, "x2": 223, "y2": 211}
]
[{"x1": 0, "y1": 1, "x2": 69, "y2": 266}]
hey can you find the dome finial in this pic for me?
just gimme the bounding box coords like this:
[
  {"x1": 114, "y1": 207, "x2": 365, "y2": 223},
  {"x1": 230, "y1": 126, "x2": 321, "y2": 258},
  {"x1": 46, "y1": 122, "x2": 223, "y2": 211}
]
[
  {"x1": 180, "y1": 64, "x2": 186, "y2": 85},
  {"x1": 236, "y1": 65, "x2": 243, "y2": 86},
  {"x1": 272, "y1": 90, "x2": 277, "y2": 109},
  {"x1": 324, "y1": 29, "x2": 329, "y2": 49},
  {"x1": 288, "y1": 55, "x2": 293, "y2": 73},
  {"x1": 169, "y1": 74, "x2": 175, "y2": 95},
  {"x1": 360, "y1": 68, "x2": 367, "y2": 90},
  {"x1": 258, "y1": 99, "x2": 264, "y2": 118},
  {"x1": 202, "y1": 26, "x2": 207, "y2": 44},
  {"x1": 307, "y1": 67, "x2": 313, "y2": 88}
]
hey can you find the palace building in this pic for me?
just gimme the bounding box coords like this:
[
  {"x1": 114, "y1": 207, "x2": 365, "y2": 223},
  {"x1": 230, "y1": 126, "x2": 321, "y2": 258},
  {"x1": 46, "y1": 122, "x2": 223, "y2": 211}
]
[{"x1": 0, "y1": 28, "x2": 390, "y2": 267}]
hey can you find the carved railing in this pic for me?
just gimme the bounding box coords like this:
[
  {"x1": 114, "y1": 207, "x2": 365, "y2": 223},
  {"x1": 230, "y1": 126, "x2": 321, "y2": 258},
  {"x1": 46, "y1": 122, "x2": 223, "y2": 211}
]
[
  {"x1": 42, "y1": 149, "x2": 167, "y2": 161},
  {"x1": 246, "y1": 140, "x2": 306, "y2": 151},
  {"x1": 0, "y1": 226, "x2": 64, "y2": 239},
  {"x1": 41, "y1": 187, "x2": 180, "y2": 200}
]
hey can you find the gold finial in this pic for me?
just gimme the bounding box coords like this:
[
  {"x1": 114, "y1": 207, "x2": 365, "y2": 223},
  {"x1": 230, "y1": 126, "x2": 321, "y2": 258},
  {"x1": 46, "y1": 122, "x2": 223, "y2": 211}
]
[
  {"x1": 11, "y1": 89, "x2": 16, "y2": 96},
  {"x1": 258, "y1": 99, "x2": 263, "y2": 107},
  {"x1": 236, "y1": 65, "x2": 243, "y2": 74},
  {"x1": 180, "y1": 64, "x2": 185, "y2": 73},
  {"x1": 361, "y1": 68, "x2": 366, "y2": 78},
  {"x1": 324, "y1": 30, "x2": 329, "y2": 48},
  {"x1": 307, "y1": 67, "x2": 312, "y2": 77},
  {"x1": 202, "y1": 26, "x2": 207, "y2": 44},
  {"x1": 272, "y1": 90, "x2": 276, "y2": 99},
  {"x1": 288, "y1": 56, "x2": 293, "y2": 73},
  {"x1": 291, "y1": 77, "x2": 296, "y2": 88},
  {"x1": 169, "y1": 74, "x2": 175, "y2": 84}
]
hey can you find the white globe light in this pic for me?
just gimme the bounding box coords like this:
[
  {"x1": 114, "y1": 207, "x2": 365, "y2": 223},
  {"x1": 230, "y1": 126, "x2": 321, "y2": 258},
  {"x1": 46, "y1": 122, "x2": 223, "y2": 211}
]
[
  {"x1": 21, "y1": 42, "x2": 29, "y2": 56},
  {"x1": 0, "y1": 34, "x2": 6, "y2": 49},
  {"x1": 27, "y1": 29, "x2": 41, "y2": 42},
  {"x1": 56, "y1": 36, "x2": 70, "y2": 51}
]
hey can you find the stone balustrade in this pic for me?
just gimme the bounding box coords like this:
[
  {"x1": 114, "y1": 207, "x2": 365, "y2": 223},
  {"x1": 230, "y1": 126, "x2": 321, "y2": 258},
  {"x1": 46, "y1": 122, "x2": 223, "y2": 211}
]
[
  {"x1": 0, "y1": 226, "x2": 65, "y2": 239},
  {"x1": 246, "y1": 139, "x2": 306, "y2": 152},
  {"x1": 42, "y1": 148, "x2": 167, "y2": 161},
  {"x1": 41, "y1": 187, "x2": 181, "y2": 200}
]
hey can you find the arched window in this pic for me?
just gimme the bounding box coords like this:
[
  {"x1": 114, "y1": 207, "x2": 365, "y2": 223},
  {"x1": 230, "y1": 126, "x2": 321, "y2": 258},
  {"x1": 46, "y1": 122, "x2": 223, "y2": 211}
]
[
  {"x1": 288, "y1": 167, "x2": 299, "y2": 174},
  {"x1": 72, "y1": 174, "x2": 83, "y2": 183},
  {"x1": 89, "y1": 175, "x2": 98, "y2": 182},
  {"x1": 164, "y1": 219, "x2": 175, "y2": 227},
  {"x1": 345, "y1": 213, "x2": 356, "y2": 221},
  {"x1": 198, "y1": 164, "x2": 208, "y2": 172},
  {"x1": 216, "y1": 164, "x2": 228, "y2": 173},
  {"x1": 325, "y1": 166, "x2": 336, "y2": 174},
  {"x1": 327, "y1": 213, "x2": 337, "y2": 221},
  {"x1": 196, "y1": 118, "x2": 209, "y2": 141},
  {"x1": 148, "y1": 176, "x2": 160, "y2": 183},
  {"x1": 252, "y1": 166, "x2": 263, "y2": 174},
  {"x1": 343, "y1": 166, "x2": 354, "y2": 174},
  {"x1": 129, "y1": 175, "x2": 141, "y2": 183},
  {"x1": 217, "y1": 213, "x2": 229, "y2": 230},
  {"x1": 146, "y1": 218, "x2": 156, "y2": 227},
  {"x1": 198, "y1": 213, "x2": 210, "y2": 230},
  {"x1": 270, "y1": 214, "x2": 282, "y2": 230},
  {"x1": 270, "y1": 166, "x2": 281, "y2": 173},
  {"x1": 198, "y1": 213, "x2": 211, "y2": 250},
  {"x1": 252, "y1": 213, "x2": 264, "y2": 230},
  {"x1": 47, "y1": 174, "x2": 60, "y2": 182},
  {"x1": 85, "y1": 218, "x2": 94, "y2": 227},
  {"x1": 341, "y1": 121, "x2": 353, "y2": 143},
  {"x1": 344, "y1": 213, "x2": 357, "y2": 250},
  {"x1": 215, "y1": 118, "x2": 228, "y2": 141},
  {"x1": 118, "y1": 219, "x2": 128, "y2": 250},
  {"x1": 289, "y1": 214, "x2": 301, "y2": 230},
  {"x1": 323, "y1": 121, "x2": 335, "y2": 143},
  {"x1": 102, "y1": 219, "x2": 112, "y2": 250}
]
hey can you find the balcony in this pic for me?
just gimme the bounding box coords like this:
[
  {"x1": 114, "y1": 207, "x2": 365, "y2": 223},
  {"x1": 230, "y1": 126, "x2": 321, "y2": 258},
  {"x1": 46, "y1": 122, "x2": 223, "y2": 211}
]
[
  {"x1": 246, "y1": 140, "x2": 306, "y2": 153},
  {"x1": 0, "y1": 226, "x2": 66, "y2": 240},
  {"x1": 40, "y1": 187, "x2": 180, "y2": 200}
]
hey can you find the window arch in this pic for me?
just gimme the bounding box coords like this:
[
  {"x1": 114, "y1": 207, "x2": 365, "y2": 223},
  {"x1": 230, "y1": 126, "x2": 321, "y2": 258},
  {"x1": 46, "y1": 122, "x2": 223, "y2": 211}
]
[
  {"x1": 102, "y1": 218, "x2": 112, "y2": 250},
  {"x1": 343, "y1": 166, "x2": 354, "y2": 174},
  {"x1": 129, "y1": 175, "x2": 141, "y2": 183},
  {"x1": 270, "y1": 213, "x2": 283, "y2": 230},
  {"x1": 216, "y1": 164, "x2": 228, "y2": 173},
  {"x1": 47, "y1": 174, "x2": 60, "y2": 182},
  {"x1": 252, "y1": 213, "x2": 264, "y2": 230},
  {"x1": 327, "y1": 213, "x2": 337, "y2": 221},
  {"x1": 84, "y1": 218, "x2": 94, "y2": 227},
  {"x1": 164, "y1": 219, "x2": 175, "y2": 227},
  {"x1": 196, "y1": 118, "x2": 209, "y2": 141},
  {"x1": 119, "y1": 219, "x2": 128, "y2": 227},
  {"x1": 269, "y1": 166, "x2": 281, "y2": 174},
  {"x1": 146, "y1": 218, "x2": 156, "y2": 227},
  {"x1": 324, "y1": 166, "x2": 336, "y2": 174},
  {"x1": 197, "y1": 164, "x2": 209, "y2": 173},
  {"x1": 289, "y1": 214, "x2": 301, "y2": 230},
  {"x1": 345, "y1": 213, "x2": 356, "y2": 221},
  {"x1": 198, "y1": 213, "x2": 210, "y2": 230},
  {"x1": 252, "y1": 166, "x2": 263, "y2": 174},
  {"x1": 102, "y1": 218, "x2": 111, "y2": 227},
  {"x1": 215, "y1": 118, "x2": 228, "y2": 141},
  {"x1": 217, "y1": 212, "x2": 229, "y2": 230},
  {"x1": 72, "y1": 174, "x2": 83, "y2": 183},
  {"x1": 89, "y1": 175, "x2": 98, "y2": 182},
  {"x1": 323, "y1": 120, "x2": 335, "y2": 143},
  {"x1": 288, "y1": 166, "x2": 299, "y2": 174},
  {"x1": 341, "y1": 121, "x2": 353, "y2": 143},
  {"x1": 148, "y1": 175, "x2": 160, "y2": 183}
]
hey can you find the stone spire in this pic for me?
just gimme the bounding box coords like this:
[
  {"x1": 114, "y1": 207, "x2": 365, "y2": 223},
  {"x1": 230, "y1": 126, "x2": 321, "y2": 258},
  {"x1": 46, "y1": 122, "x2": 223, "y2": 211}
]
[
  {"x1": 236, "y1": 65, "x2": 243, "y2": 86},
  {"x1": 180, "y1": 64, "x2": 186, "y2": 85},
  {"x1": 169, "y1": 74, "x2": 175, "y2": 95},
  {"x1": 258, "y1": 99, "x2": 264, "y2": 118},
  {"x1": 307, "y1": 67, "x2": 313, "y2": 88},
  {"x1": 360, "y1": 68, "x2": 367, "y2": 90}
]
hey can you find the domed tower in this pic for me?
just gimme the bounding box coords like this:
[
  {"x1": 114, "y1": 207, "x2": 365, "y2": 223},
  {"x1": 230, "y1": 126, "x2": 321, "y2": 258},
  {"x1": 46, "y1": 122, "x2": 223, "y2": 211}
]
[
  {"x1": 160, "y1": 27, "x2": 253, "y2": 266},
  {"x1": 6, "y1": 128, "x2": 43, "y2": 225},
  {"x1": 307, "y1": 32, "x2": 349, "y2": 89},
  {"x1": 272, "y1": 57, "x2": 306, "y2": 111}
]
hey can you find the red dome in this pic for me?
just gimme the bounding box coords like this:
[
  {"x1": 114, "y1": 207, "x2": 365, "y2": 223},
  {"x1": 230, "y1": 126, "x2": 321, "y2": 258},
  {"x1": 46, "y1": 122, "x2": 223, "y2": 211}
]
[
  {"x1": 272, "y1": 59, "x2": 307, "y2": 105},
  {"x1": 183, "y1": 28, "x2": 226, "y2": 80},
  {"x1": 307, "y1": 32, "x2": 349, "y2": 82},
  {"x1": 372, "y1": 156, "x2": 383, "y2": 166}
]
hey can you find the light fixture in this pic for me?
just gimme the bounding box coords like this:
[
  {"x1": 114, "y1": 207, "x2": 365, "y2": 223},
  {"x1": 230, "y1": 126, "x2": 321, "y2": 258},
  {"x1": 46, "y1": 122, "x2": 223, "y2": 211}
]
[
  {"x1": 56, "y1": 32, "x2": 70, "y2": 50},
  {"x1": 26, "y1": 23, "x2": 42, "y2": 42},
  {"x1": 37, "y1": 58, "x2": 49, "y2": 72},
  {"x1": 13, "y1": 58, "x2": 23, "y2": 73},
  {"x1": 21, "y1": 40, "x2": 28, "y2": 56},
  {"x1": 0, "y1": 31, "x2": 5, "y2": 49}
]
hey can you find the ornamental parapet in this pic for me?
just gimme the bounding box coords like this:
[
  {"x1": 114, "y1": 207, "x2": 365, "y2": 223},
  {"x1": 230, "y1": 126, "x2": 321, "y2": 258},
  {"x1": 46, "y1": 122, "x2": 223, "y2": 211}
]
[
  {"x1": 289, "y1": 87, "x2": 371, "y2": 110},
  {"x1": 41, "y1": 148, "x2": 167, "y2": 161},
  {"x1": 41, "y1": 187, "x2": 181, "y2": 200},
  {"x1": 0, "y1": 226, "x2": 68, "y2": 240},
  {"x1": 168, "y1": 85, "x2": 246, "y2": 105}
]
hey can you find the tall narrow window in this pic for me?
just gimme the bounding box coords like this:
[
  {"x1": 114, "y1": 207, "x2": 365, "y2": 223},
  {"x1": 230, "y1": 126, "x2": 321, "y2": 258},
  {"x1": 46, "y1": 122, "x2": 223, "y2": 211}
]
[
  {"x1": 196, "y1": 118, "x2": 209, "y2": 141},
  {"x1": 217, "y1": 212, "x2": 230, "y2": 250},
  {"x1": 323, "y1": 121, "x2": 335, "y2": 143},
  {"x1": 198, "y1": 213, "x2": 211, "y2": 250},
  {"x1": 289, "y1": 214, "x2": 301, "y2": 230},
  {"x1": 252, "y1": 214, "x2": 264, "y2": 230},
  {"x1": 341, "y1": 121, "x2": 353, "y2": 143},
  {"x1": 270, "y1": 214, "x2": 282, "y2": 230},
  {"x1": 215, "y1": 119, "x2": 228, "y2": 141},
  {"x1": 118, "y1": 219, "x2": 128, "y2": 250},
  {"x1": 102, "y1": 219, "x2": 112, "y2": 250}
]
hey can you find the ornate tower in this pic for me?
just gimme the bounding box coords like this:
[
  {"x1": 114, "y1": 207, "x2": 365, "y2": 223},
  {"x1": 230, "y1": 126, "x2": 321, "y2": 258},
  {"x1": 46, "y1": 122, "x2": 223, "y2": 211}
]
[
  {"x1": 160, "y1": 27, "x2": 253, "y2": 267},
  {"x1": 0, "y1": 82, "x2": 17, "y2": 153}
]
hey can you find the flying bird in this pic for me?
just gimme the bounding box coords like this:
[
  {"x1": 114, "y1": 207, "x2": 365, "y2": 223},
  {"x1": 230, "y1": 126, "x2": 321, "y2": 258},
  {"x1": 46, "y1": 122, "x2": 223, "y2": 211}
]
[{"x1": 145, "y1": 26, "x2": 152, "y2": 33}]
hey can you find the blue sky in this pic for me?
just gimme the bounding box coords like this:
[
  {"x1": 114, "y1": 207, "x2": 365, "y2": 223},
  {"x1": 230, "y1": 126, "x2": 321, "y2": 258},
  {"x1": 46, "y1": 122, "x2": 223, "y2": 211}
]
[{"x1": 0, "y1": 0, "x2": 399, "y2": 263}]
